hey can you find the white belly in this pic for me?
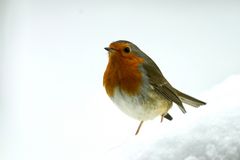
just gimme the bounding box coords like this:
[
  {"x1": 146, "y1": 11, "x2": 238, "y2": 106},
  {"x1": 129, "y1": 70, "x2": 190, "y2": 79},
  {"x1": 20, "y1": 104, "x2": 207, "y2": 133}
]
[{"x1": 111, "y1": 87, "x2": 172, "y2": 121}]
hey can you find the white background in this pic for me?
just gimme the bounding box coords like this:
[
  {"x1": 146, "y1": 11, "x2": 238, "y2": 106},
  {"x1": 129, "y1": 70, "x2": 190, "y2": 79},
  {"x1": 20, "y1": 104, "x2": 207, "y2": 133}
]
[{"x1": 1, "y1": 0, "x2": 240, "y2": 159}]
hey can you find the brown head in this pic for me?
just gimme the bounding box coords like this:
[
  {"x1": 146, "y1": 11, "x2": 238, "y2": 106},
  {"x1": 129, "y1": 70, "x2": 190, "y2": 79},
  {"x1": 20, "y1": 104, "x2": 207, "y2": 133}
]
[{"x1": 103, "y1": 40, "x2": 145, "y2": 97}]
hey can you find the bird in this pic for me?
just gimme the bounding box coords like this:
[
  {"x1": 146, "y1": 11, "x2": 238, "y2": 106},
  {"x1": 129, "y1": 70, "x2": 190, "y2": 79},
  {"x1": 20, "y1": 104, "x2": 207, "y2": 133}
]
[{"x1": 103, "y1": 40, "x2": 206, "y2": 135}]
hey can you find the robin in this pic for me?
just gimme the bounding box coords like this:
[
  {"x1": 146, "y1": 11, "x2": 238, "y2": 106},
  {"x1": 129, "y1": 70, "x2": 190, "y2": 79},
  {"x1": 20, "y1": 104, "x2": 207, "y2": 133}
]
[{"x1": 103, "y1": 40, "x2": 206, "y2": 135}]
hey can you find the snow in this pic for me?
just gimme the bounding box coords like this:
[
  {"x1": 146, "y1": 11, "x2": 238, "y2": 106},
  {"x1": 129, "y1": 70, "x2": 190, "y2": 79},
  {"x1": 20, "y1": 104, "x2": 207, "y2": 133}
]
[
  {"x1": 103, "y1": 75, "x2": 240, "y2": 160},
  {"x1": 2, "y1": 1, "x2": 240, "y2": 159}
]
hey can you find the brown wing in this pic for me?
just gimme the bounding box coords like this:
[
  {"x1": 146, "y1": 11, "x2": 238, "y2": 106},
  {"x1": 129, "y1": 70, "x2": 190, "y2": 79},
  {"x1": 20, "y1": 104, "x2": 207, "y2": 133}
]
[
  {"x1": 141, "y1": 55, "x2": 187, "y2": 113},
  {"x1": 131, "y1": 44, "x2": 206, "y2": 110}
]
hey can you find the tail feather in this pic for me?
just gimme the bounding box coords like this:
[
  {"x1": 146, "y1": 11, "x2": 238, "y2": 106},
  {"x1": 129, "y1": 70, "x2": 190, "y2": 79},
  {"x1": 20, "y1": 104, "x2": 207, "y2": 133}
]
[{"x1": 176, "y1": 90, "x2": 206, "y2": 107}]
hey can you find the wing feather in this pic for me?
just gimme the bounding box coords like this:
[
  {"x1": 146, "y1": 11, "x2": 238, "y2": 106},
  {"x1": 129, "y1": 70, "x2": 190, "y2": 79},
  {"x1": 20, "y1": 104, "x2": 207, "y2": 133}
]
[{"x1": 141, "y1": 56, "x2": 187, "y2": 113}]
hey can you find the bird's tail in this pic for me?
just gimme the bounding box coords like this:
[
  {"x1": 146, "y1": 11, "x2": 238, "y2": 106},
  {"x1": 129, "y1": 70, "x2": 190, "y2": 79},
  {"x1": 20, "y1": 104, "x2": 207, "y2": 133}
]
[{"x1": 176, "y1": 90, "x2": 206, "y2": 107}]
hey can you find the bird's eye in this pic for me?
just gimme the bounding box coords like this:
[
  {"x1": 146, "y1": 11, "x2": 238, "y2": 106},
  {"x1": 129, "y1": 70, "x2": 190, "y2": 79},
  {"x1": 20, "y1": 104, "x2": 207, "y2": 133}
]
[{"x1": 123, "y1": 47, "x2": 131, "y2": 53}]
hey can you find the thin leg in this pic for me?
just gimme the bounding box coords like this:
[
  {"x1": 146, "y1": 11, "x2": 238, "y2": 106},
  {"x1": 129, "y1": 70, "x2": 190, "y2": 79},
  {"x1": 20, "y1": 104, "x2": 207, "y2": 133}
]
[
  {"x1": 161, "y1": 115, "x2": 164, "y2": 123},
  {"x1": 135, "y1": 121, "x2": 144, "y2": 135}
]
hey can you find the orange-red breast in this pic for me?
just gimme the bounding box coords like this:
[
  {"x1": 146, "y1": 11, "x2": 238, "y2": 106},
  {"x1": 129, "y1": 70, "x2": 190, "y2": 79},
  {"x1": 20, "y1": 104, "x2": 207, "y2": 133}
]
[{"x1": 103, "y1": 40, "x2": 206, "y2": 135}]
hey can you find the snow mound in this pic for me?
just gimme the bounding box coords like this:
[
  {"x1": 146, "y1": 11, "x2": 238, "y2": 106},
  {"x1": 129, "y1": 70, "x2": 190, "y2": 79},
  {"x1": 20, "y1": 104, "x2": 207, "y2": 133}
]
[{"x1": 104, "y1": 75, "x2": 240, "y2": 160}]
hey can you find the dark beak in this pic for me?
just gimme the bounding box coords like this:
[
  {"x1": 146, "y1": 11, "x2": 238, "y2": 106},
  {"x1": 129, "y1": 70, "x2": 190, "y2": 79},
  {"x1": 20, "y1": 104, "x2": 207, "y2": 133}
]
[{"x1": 104, "y1": 47, "x2": 110, "y2": 51}]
